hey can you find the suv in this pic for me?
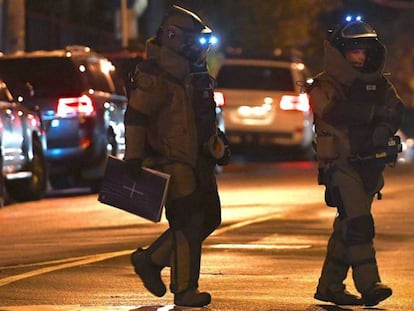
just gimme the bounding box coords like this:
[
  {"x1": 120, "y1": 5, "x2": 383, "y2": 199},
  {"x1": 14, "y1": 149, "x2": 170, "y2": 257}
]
[
  {"x1": 0, "y1": 80, "x2": 47, "y2": 204},
  {"x1": 0, "y1": 46, "x2": 127, "y2": 190},
  {"x1": 213, "y1": 56, "x2": 313, "y2": 154}
]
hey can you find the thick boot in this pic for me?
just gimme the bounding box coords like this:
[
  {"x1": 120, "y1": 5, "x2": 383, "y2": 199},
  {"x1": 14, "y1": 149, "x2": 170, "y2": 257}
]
[
  {"x1": 362, "y1": 282, "x2": 392, "y2": 306},
  {"x1": 130, "y1": 248, "x2": 166, "y2": 297},
  {"x1": 174, "y1": 288, "x2": 211, "y2": 307},
  {"x1": 315, "y1": 284, "x2": 363, "y2": 305}
]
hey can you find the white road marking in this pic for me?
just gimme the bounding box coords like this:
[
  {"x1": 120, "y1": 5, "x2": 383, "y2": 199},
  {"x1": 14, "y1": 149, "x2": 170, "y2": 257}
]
[
  {"x1": 0, "y1": 212, "x2": 307, "y2": 288},
  {"x1": 208, "y1": 244, "x2": 312, "y2": 250},
  {"x1": 0, "y1": 250, "x2": 133, "y2": 287}
]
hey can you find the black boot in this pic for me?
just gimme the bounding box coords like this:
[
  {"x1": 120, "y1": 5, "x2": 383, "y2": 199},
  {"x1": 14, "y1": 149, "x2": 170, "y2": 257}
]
[
  {"x1": 314, "y1": 285, "x2": 363, "y2": 305},
  {"x1": 130, "y1": 248, "x2": 166, "y2": 297},
  {"x1": 174, "y1": 288, "x2": 211, "y2": 307},
  {"x1": 362, "y1": 282, "x2": 392, "y2": 306}
]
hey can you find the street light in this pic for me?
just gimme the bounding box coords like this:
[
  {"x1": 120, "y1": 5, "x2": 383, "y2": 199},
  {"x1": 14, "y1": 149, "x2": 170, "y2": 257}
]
[{"x1": 121, "y1": 0, "x2": 128, "y2": 48}]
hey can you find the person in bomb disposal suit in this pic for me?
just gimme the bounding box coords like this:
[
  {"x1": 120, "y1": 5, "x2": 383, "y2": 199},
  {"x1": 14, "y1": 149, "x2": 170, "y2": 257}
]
[
  {"x1": 309, "y1": 18, "x2": 404, "y2": 306},
  {"x1": 123, "y1": 5, "x2": 230, "y2": 308}
]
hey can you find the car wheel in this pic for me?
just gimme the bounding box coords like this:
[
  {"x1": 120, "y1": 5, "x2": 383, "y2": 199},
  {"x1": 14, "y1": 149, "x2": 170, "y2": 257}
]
[{"x1": 6, "y1": 137, "x2": 47, "y2": 201}]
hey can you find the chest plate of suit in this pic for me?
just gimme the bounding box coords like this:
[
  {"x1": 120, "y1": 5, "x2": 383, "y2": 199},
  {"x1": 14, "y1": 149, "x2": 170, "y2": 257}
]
[{"x1": 344, "y1": 78, "x2": 387, "y2": 126}]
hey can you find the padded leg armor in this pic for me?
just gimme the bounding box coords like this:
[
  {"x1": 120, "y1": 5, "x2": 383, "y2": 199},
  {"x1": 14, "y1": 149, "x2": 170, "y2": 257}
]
[
  {"x1": 167, "y1": 189, "x2": 220, "y2": 307},
  {"x1": 344, "y1": 214, "x2": 392, "y2": 306},
  {"x1": 329, "y1": 167, "x2": 382, "y2": 294},
  {"x1": 317, "y1": 217, "x2": 349, "y2": 291},
  {"x1": 147, "y1": 230, "x2": 173, "y2": 267},
  {"x1": 315, "y1": 217, "x2": 362, "y2": 305},
  {"x1": 166, "y1": 188, "x2": 221, "y2": 294},
  {"x1": 131, "y1": 188, "x2": 220, "y2": 301},
  {"x1": 144, "y1": 187, "x2": 221, "y2": 272},
  {"x1": 327, "y1": 167, "x2": 391, "y2": 306},
  {"x1": 345, "y1": 214, "x2": 380, "y2": 292}
]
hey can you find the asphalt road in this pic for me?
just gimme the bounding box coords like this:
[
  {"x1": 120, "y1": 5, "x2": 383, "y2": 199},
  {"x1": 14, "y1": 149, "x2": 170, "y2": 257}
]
[{"x1": 1, "y1": 160, "x2": 414, "y2": 311}]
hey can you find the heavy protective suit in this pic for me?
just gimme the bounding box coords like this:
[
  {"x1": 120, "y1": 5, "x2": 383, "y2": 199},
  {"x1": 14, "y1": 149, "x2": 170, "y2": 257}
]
[
  {"x1": 309, "y1": 20, "x2": 404, "y2": 306},
  {"x1": 124, "y1": 5, "x2": 229, "y2": 308}
]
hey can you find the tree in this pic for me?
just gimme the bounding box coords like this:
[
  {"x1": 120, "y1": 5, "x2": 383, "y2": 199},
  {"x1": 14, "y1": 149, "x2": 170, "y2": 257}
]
[{"x1": 193, "y1": 0, "x2": 341, "y2": 72}]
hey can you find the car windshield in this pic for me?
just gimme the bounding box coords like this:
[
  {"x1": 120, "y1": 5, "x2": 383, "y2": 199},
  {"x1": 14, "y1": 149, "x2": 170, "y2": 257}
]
[
  {"x1": 216, "y1": 64, "x2": 295, "y2": 91},
  {"x1": 0, "y1": 57, "x2": 82, "y2": 97}
]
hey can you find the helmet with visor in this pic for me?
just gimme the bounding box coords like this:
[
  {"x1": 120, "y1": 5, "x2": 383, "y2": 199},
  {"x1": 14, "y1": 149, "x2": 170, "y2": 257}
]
[
  {"x1": 157, "y1": 5, "x2": 217, "y2": 63},
  {"x1": 327, "y1": 17, "x2": 385, "y2": 73}
]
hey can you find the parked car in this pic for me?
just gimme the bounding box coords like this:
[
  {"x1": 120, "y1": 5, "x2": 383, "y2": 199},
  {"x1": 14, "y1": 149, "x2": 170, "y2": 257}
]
[
  {"x1": 212, "y1": 56, "x2": 314, "y2": 155},
  {"x1": 0, "y1": 46, "x2": 127, "y2": 191},
  {"x1": 102, "y1": 50, "x2": 145, "y2": 85},
  {"x1": 0, "y1": 80, "x2": 47, "y2": 205},
  {"x1": 397, "y1": 105, "x2": 414, "y2": 163}
]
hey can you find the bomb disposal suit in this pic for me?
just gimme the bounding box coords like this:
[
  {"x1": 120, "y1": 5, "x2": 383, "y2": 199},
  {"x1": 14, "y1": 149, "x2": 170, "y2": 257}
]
[
  {"x1": 124, "y1": 5, "x2": 229, "y2": 308},
  {"x1": 309, "y1": 20, "x2": 404, "y2": 306}
]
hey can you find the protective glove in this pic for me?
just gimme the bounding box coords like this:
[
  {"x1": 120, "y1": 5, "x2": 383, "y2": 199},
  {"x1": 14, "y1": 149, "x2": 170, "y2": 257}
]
[
  {"x1": 373, "y1": 126, "x2": 391, "y2": 150},
  {"x1": 216, "y1": 129, "x2": 231, "y2": 166},
  {"x1": 124, "y1": 158, "x2": 143, "y2": 179}
]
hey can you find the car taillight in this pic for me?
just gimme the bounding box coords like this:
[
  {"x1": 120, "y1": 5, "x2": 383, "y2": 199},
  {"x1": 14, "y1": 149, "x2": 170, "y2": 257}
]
[
  {"x1": 214, "y1": 91, "x2": 225, "y2": 107},
  {"x1": 56, "y1": 95, "x2": 95, "y2": 117},
  {"x1": 280, "y1": 94, "x2": 310, "y2": 112}
]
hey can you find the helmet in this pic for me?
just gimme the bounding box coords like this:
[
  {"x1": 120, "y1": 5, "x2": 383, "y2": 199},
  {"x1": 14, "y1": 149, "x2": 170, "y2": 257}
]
[
  {"x1": 327, "y1": 20, "x2": 378, "y2": 52},
  {"x1": 156, "y1": 5, "x2": 216, "y2": 63},
  {"x1": 327, "y1": 18, "x2": 385, "y2": 73}
]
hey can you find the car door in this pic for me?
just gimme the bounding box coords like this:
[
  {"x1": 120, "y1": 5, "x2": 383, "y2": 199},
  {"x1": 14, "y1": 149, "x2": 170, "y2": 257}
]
[
  {"x1": 85, "y1": 57, "x2": 127, "y2": 158},
  {"x1": 0, "y1": 83, "x2": 25, "y2": 174}
]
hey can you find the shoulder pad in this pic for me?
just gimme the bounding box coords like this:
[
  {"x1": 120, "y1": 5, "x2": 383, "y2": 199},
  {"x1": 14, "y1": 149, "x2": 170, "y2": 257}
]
[
  {"x1": 302, "y1": 73, "x2": 324, "y2": 94},
  {"x1": 129, "y1": 61, "x2": 160, "y2": 92}
]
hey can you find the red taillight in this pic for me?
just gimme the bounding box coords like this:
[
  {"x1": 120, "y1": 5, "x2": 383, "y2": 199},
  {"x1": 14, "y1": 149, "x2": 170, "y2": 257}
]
[
  {"x1": 280, "y1": 94, "x2": 310, "y2": 112},
  {"x1": 214, "y1": 91, "x2": 225, "y2": 107},
  {"x1": 56, "y1": 95, "x2": 95, "y2": 117}
]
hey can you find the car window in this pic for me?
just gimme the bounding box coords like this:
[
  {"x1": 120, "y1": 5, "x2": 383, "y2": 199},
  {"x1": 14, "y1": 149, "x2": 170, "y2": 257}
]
[
  {"x1": 0, "y1": 58, "x2": 82, "y2": 97},
  {"x1": 84, "y1": 59, "x2": 113, "y2": 93},
  {"x1": 216, "y1": 64, "x2": 295, "y2": 91}
]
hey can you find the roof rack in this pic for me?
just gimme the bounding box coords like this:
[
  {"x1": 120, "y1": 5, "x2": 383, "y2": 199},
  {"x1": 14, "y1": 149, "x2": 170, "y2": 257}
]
[
  {"x1": 223, "y1": 47, "x2": 304, "y2": 63},
  {"x1": 64, "y1": 45, "x2": 92, "y2": 53}
]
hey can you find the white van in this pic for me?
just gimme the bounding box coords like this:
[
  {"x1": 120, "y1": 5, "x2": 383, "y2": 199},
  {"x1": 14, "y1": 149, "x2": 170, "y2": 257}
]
[{"x1": 213, "y1": 57, "x2": 314, "y2": 154}]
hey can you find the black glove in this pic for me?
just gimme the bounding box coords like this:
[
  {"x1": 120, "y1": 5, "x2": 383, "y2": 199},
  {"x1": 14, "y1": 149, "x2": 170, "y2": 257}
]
[
  {"x1": 373, "y1": 126, "x2": 391, "y2": 150},
  {"x1": 124, "y1": 158, "x2": 143, "y2": 179},
  {"x1": 217, "y1": 129, "x2": 231, "y2": 166}
]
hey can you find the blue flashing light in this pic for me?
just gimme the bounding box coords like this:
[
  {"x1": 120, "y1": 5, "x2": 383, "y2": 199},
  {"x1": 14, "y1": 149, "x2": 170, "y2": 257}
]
[
  {"x1": 345, "y1": 15, "x2": 363, "y2": 23},
  {"x1": 199, "y1": 35, "x2": 218, "y2": 46},
  {"x1": 209, "y1": 35, "x2": 218, "y2": 45}
]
